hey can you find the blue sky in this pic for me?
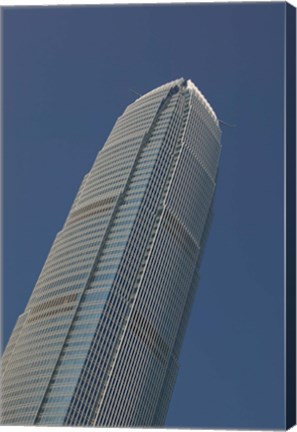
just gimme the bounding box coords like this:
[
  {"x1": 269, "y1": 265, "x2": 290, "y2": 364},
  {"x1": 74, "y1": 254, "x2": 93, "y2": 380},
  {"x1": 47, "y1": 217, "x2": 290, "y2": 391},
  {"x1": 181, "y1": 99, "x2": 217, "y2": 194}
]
[{"x1": 3, "y1": 3, "x2": 285, "y2": 428}]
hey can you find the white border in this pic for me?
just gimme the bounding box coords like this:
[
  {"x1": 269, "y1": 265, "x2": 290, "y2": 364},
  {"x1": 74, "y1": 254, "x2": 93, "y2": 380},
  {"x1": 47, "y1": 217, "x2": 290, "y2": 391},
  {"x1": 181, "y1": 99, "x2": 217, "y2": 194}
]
[{"x1": 0, "y1": 0, "x2": 297, "y2": 7}]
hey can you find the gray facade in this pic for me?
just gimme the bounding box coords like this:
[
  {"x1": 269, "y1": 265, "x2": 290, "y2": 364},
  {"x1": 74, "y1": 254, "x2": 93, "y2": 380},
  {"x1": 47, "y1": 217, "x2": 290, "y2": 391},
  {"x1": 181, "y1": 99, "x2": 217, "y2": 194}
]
[{"x1": 1, "y1": 78, "x2": 221, "y2": 426}]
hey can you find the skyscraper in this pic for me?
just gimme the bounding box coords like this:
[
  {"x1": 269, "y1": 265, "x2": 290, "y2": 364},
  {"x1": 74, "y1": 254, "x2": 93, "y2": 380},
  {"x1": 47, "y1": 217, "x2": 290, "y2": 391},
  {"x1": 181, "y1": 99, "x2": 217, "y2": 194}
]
[{"x1": 1, "y1": 78, "x2": 221, "y2": 426}]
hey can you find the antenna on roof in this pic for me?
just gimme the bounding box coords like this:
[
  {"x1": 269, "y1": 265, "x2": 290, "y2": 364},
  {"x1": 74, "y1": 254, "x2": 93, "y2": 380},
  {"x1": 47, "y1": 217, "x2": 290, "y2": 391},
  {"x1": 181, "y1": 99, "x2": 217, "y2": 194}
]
[
  {"x1": 129, "y1": 88, "x2": 142, "y2": 97},
  {"x1": 218, "y1": 119, "x2": 236, "y2": 128}
]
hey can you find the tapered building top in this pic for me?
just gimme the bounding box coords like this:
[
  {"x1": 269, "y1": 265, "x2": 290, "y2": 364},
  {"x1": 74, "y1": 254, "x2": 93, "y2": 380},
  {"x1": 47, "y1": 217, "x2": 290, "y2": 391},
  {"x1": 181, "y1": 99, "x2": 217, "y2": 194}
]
[{"x1": 1, "y1": 78, "x2": 221, "y2": 426}]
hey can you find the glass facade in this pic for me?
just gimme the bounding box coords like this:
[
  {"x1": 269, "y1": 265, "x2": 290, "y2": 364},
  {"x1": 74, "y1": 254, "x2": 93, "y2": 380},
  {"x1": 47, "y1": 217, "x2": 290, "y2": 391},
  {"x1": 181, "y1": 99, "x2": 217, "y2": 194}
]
[{"x1": 1, "y1": 78, "x2": 221, "y2": 426}]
